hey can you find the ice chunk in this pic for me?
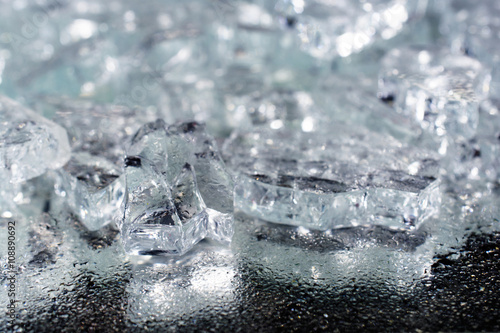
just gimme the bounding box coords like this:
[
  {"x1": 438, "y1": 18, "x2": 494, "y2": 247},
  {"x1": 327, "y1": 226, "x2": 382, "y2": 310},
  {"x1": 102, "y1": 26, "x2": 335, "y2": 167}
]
[
  {"x1": 275, "y1": 0, "x2": 426, "y2": 59},
  {"x1": 50, "y1": 100, "x2": 156, "y2": 230},
  {"x1": 440, "y1": 2, "x2": 500, "y2": 182},
  {"x1": 378, "y1": 47, "x2": 492, "y2": 181},
  {"x1": 379, "y1": 47, "x2": 489, "y2": 142},
  {"x1": 0, "y1": 95, "x2": 70, "y2": 184},
  {"x1": 121, "y1": 120, "x2": 233, "y2": 255},
  {"x1": 223, "y1": 122, "x2": 440, "y2": 231},
  {"x1": 56, "y1": 152, "x2": 125, "y2": 231},
  {"x1": 442, "y1": 0, "x2": 500, "y2": 100}
]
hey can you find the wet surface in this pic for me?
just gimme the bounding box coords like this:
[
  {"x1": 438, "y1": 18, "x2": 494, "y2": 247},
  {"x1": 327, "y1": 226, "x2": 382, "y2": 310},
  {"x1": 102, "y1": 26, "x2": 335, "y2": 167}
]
[{"x1": 9, "y1": 224, "x2": 500, "y2": 332}]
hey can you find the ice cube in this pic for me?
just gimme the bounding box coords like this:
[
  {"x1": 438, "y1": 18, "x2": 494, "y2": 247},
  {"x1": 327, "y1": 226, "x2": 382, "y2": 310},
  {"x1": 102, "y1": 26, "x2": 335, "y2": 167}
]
[
  {"x1": 223, "y1": 122, "x2": 440, "y2": 231},
  {"x1": 121, "y1": 120, "x2": 233, "y2": 255},
  {"x1": 50, "y1": 100, "x2": 156, "y2": 230}
]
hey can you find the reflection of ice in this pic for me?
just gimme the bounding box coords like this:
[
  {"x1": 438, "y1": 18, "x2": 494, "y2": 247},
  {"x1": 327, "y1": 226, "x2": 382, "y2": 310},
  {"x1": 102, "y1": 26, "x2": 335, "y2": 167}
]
[
  {"x1": 190, "y1": 265, "x2": 234, "y2": 294},
  {"x1": 233, "y1": 214, "x2": 434, "y2": 289},
  {"x1": 127, "y1": 245, "x2": 236, "y2": 323}
]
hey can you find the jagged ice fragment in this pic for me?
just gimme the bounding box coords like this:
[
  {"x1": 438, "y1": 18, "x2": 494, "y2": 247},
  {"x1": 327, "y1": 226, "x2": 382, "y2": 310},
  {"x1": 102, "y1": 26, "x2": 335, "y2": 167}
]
[{"x1": 121, "y1": 120, "x2": 234, "y2": 255}]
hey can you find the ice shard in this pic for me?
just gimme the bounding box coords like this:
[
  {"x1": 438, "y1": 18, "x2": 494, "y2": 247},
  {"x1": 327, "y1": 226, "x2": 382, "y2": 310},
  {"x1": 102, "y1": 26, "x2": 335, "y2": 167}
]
[
  {"x1": 0, "y1": 95, "x2": 70, "y2": 184},
  {"x1": 121, "y1": 120, "x2": 233, "y2": 255},
  {"x1": 224, "y1": 122, "x2": 440, "y2": 231}
]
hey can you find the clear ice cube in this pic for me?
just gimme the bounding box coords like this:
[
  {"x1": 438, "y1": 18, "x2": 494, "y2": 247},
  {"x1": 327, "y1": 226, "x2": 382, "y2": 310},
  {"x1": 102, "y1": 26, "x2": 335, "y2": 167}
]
[
  {"x1": 0, "y1": 95, "x2": 70, "y2": 184},
  {"x1": 379, "y1": 47, "x2": 490, "y2": 142},
  {"x1": 56, "y1": 152, "x2": 125, "y2": 231},
  {"x1": 223, "y1": 122, "x2": 441, "y2": 231},
  {"x1": 50, "y1": 100, "x2": 156, "y2": 230},
  {"x1": 121, "y1": 120, "x2": 234, "y2": 255}
]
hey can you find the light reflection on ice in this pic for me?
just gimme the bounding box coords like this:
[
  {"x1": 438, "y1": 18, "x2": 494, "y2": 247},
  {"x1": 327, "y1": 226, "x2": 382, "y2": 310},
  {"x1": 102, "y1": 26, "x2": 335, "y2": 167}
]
[{"x1": 127, "y1": 246, "x2": 236, "y2": 322}]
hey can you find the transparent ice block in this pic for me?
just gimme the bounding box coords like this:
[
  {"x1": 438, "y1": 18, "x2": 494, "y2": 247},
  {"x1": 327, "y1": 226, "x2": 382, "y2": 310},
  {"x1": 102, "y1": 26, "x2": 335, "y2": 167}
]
[
  {"x1": 51, "y1": 100, "x2": 156, "y2": 230},
  {"x1": 224, "y1": 122, "x2": 441, "y2": 231},
  {"x1": 121, "y1": 120, "x2": 234, "y2": 255}
]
